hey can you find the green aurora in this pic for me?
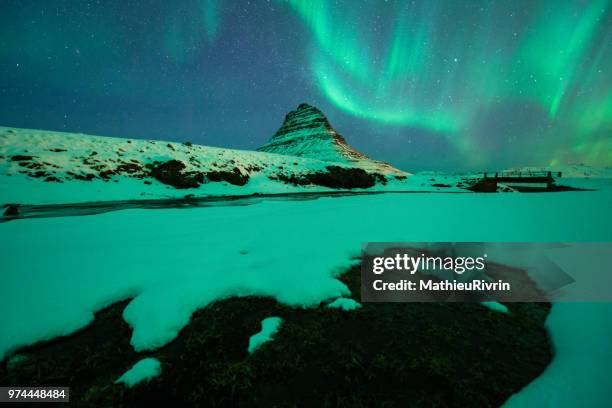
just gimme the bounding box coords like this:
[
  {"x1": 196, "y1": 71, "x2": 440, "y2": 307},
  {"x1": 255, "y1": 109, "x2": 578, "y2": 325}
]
[{"x1": 284, "y1": 0, "x2": 612, "y2": 166}]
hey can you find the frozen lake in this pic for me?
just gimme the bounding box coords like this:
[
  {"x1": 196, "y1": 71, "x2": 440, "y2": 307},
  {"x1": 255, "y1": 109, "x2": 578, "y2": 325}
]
[{"x1": 1, "y1": 187, "x2": 611, "y2": 406}]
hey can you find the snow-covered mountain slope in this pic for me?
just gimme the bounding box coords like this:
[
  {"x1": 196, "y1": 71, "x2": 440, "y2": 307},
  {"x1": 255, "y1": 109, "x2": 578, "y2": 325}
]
[
  {"x1": 257, "y1": 104, "x2": 405, "y2": 175},
  {"x1": 0, "y1": 127, "x2": 422, "y2": 205}
]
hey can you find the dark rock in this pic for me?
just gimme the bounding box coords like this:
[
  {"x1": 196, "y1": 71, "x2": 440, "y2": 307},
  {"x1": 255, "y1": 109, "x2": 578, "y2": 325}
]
[
  {"x1": 44, "y1": 176, "x2": 62, "y2": 183},
  {"x1": 269, "y1": 173, "x2": 309, "y2": 186},
  {"x1": 373, "y1": 173, "x2": 387, "y2": 185},
  {"x1": 205, "y1": 168, "x2": 249, "y2": 186},
  {"x1": 30, "y1": 171, "x2": 48, "y2": 178},
  {"x1": 3, "y1": 204, "x2": 19, "y2": 216},
  {"x1": 49, "y1": 148, "x2": 67, "y2": 152},
  {"x1": 271, "y1": 166, "x2": 379, "y2": 189},
  {"x1": 20, "y1": 162, "x2": 43, "y2": 169},
  {"x1": 10, "y1": 155, "x2": 35, "y2": 161},
  {"x1": 116, "y1": 162, "x2": 142, "y2": 174},
  {"x1": 306, "y1": 166, "x2": 377, "y2": 189},
  {"x1": 432, "y1": 183, "x2": 451, "y2": 188},
  {"x1": 74, "y1": 173, "x2": 96, "y2": 181},
  {"x1": 99, "y1": 169, "x2": 116, "y2": 179},
  {"x1": 193, "y1": 173, "x2": 205, "y2": 184},
  {"x1": 150, "y1": 160, "x2": 201, "y2": 189}
]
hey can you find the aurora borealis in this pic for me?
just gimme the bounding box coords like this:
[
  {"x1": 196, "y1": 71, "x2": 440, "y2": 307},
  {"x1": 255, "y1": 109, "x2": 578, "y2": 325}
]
[{"x1": 0, "y1": 0, "x2": 610, "y2": 171}]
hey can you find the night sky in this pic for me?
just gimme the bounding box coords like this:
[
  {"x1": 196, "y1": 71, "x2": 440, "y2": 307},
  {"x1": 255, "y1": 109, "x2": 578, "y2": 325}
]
[{"x1": 1, "y1": 0, "x2": 610, "y2": 171}]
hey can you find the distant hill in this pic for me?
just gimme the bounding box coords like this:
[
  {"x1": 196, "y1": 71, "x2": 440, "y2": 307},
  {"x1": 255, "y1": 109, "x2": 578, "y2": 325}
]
[{"x1": 506, "y1": 164, "x2": 612, "y2": 178}]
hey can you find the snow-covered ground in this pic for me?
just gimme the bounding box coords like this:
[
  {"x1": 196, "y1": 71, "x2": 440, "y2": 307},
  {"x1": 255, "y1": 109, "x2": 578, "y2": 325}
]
[
  {"x1": 506, "y1": 164, "x2": 612, "y2": 179},
  {"x1": 5, "y1": 127, "x2": 609, "y2": 206},
  {"x1": 1, "y1": 183, "x2": 611, "y2": 405},
  {"x1": 0, "y1": 127, "x2": 477, "y2": 205}
]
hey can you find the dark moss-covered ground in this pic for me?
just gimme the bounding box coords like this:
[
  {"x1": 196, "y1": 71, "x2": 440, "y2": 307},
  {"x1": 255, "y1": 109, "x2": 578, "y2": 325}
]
[{"x1": 0, "y1": 265, "x2": 552, "y2": 407}]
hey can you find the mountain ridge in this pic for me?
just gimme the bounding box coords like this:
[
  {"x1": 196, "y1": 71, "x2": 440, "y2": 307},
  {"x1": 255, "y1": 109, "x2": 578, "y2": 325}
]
[{"x1": 258, "y1": 104, "x2": 405, "y2": 175}]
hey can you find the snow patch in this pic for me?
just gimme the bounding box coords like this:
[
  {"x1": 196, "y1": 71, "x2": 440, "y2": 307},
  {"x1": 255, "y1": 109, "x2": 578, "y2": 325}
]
[
  {"x1": 480, "y1": 301, "x2": 509, "y2": 313},
  {"x1": 248, "y1": 317, "x2": 283, "y2": 354},
  {"x1": 327, "y1": 298, "x2": 362, "y2": 311},
  {"x1": 115, "y1": 357, "x2": 161, "y2": 388}
]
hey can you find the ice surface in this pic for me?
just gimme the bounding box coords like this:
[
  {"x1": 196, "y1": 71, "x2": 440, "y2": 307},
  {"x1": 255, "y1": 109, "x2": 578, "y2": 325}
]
[
  {"x1": 248, "y1": 317, "x2": 283, "y2": 354},
  {"x1": 327, "y1": 298, "x2": 362, "y2": 311},
  {"x1": 115, "y1": 357, "x2": 162, "y2": 388},
  {"x1": 504, "y1": 303, "x2": 612, "y2": 407}
]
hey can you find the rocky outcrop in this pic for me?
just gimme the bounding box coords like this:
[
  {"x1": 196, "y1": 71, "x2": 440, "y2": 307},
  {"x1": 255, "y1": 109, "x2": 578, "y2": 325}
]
[
  {"x1": 150, "y1": 160, "x2": 201, "y2": 189},
  {"x1": 150, "y1": 160, "x2": 250, "y2": 189}
]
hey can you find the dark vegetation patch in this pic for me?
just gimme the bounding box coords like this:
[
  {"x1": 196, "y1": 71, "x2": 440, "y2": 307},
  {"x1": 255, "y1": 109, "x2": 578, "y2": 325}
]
[
  {"x1": 0, "y1": 266, "x2": 552, "y2": 407},
  {"x1": 432, "y1": 183, "x2": 452, "y2": 188},
  {"x1": 270, "y1": 166, "x2": 386, "y2": 189}
]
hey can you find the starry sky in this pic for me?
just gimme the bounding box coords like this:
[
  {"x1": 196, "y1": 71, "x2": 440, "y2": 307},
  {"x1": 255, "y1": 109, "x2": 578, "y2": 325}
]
[{"x1": 1, "y1": 0, "x2": 610, "y2": 171}]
